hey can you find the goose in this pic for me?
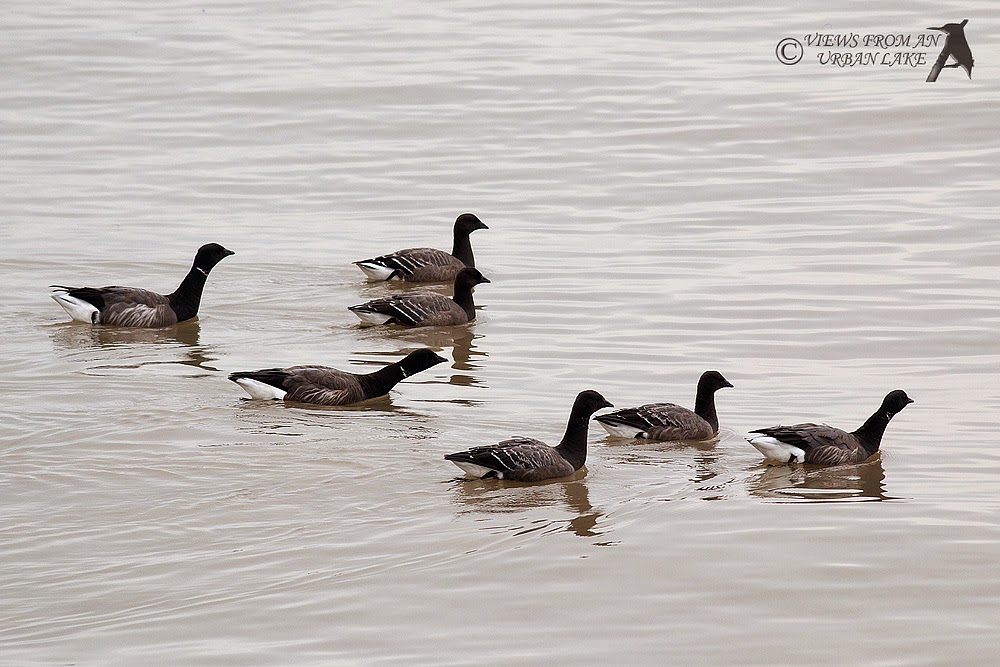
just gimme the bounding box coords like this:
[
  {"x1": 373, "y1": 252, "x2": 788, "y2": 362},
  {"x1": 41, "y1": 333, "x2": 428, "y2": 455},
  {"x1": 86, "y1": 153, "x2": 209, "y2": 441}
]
[
  {"x1": 228, "y1": 348, "x2": 447, "y2": 406},
  {"x1": 748, "y1": 389, "x2": 914, "y2": 465},
  {"x1": 349, "y1": 267, "x2": 490, "y2": 327},
  {"x1": 50, "y1": 243, "x2": 235, "y2": 327},
  {"x1": 595, "y1": 370, "x2": 733, "y2": 441},
  {"x1": 354, "y1": 213, "x2": 488, "y2": 282},
  {"x1": 445, "y1": 390, "x2": 613, "y2": 482}
]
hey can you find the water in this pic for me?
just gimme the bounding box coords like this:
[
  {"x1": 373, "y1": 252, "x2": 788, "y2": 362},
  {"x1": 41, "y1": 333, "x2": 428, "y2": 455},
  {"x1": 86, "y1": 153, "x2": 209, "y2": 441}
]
[{"x1": 3, "y1": 1, "x2": 1000, "y2": 664}]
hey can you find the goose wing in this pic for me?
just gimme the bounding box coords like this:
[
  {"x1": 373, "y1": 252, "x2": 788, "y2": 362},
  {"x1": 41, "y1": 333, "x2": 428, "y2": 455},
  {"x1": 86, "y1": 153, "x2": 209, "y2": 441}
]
[
  {"x1": 350, "y1": 292, "x2": 463, "y2": 326},
  {"x1": 355, "y1": 247, "x2": 462, "y2": 281},
  {"x1": 596, "y1": 403, "x2": 712, "y2": 440},
  {"x1": 803, "y1": 441, "x2": 869, "y2": 465},
  {"x1": 282, "y1": 366, "x2": 364, "y2": 405},
  {"x1": 100, "y1": 287, "x2": 176, "y2": 327},
  {"x1": 446, "y1": 437, "x2": 575, "y2": 481}
]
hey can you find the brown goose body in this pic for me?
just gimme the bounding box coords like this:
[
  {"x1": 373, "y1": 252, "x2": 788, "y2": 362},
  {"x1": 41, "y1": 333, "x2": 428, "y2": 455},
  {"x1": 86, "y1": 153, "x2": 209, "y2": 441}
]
[
  {"x1": 748, "y1": 390, "x2": 913, "y2": 465},
  {"x1": 57, "y1": 286, "x2": 179, "y2": 327},
  {"x1": 354, "y1": 213, "x2": 488, "y2": 282},
  {"x1": 445, "y1": 390, "x2": 613, "y2": 482},
  {"x1": 50, "y1": 243, "x2": 235, "y2": 328},
  {"x1": 349, "y1": 267, "x2": 490, "y2": 327},
  {"x1": 595, "y1": 370, "x2": 732, "y2": 441},
  {"x1": 229, "y1": 348, "x2": 446, "y2": 406}
]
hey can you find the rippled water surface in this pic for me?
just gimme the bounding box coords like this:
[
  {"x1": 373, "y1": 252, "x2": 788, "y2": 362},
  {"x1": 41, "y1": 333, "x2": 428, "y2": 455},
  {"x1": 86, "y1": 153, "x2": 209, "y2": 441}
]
[{"x1": 4, "y1": 1, "x2": 1000, "y2": 664}]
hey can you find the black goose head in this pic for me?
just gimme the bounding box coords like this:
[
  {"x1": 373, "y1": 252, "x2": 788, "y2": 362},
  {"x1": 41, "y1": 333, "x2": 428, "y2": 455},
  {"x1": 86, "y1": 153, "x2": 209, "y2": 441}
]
[
  {"x1": 399, "y1": 348, "x2": 448, "y2": 376},
  {"x1": 454, "y1": 213, "x2": 489, "y2": 235},
  {"x1": 194, "y1": 243, "x2": 236, "y2": 273},
  {"x1": 698, "y1": 370, "x2": 734, "y2": 394},
  {"x1": 454, "y1": 267, "x2": 491, "y2": 291},
  {"x1": 574, "y1": 389, "x2": 614, "y2": 417},
  {"x1": 880, "y1": 389, "x2": 914, "y2": 418}
]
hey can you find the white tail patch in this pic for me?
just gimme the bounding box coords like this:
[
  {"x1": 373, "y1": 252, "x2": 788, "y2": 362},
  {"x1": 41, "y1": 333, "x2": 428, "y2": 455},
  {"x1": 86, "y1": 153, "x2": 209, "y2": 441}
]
[
  {"x1": 451, "y1": 461, "x2": 501, "y2": 479},
  {"x1": 232, "y1": 378, "x2": 287, "y2": 401},
  {"x1": 596, "y1": 421, "x2": 644, "y2": 439},
  {"x1": 351, "y1": 309, "x2": 394, "y2": 325},
  {"x1": 50, "y1": 291, "x2": 99, "y2": 324},
  {"x1": 748, "y1": 436, "x2": 806, "y2": 464},
  {"x1": 355, "y1": 262, "x2": 398, "y2": 282}
]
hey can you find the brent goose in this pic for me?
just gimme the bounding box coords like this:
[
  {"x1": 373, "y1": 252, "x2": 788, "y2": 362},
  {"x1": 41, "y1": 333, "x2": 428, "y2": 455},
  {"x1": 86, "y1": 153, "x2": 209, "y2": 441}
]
[
  {"x1": 445, "y1": 390, "x2": 613, "y2": 482},
  {"x1": 349, "y1": 267, "x2": 490, "y2": 327},
  {"x1": 50, "y1": 243, "x2": 235, "y2": 327},
  {"x1": 595, "y1": 370, "x2": 733, "y2": 441},
  {"x1": 354, "y1": 213, "x2": 489, "y2": 282},
  {"x1": 228, "y1": 348, "x2": 447, "y2": 406},
  {"x1": 748, "y1": 389, "x2": 914, "y2": 465}
]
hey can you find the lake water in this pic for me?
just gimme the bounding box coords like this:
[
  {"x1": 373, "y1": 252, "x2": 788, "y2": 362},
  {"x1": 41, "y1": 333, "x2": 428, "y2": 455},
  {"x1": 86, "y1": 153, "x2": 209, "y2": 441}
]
[{"x1": 3, "y1": 1, "x2": 1000, "y2": 664}]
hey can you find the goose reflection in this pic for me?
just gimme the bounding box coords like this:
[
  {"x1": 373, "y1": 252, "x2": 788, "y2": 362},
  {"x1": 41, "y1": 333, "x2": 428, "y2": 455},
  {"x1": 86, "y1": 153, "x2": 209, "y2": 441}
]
[
  {"x1": 351, "y1": 324, "x2": 488, "y2": 388},
  {"x1": 448, "y1": 328, "x2": 482, "y2": 372},
  {"x1": 602, "y1": 436, "x2": 732, "y2": 500},
  {"x1": 356, "y1": 276, "x2": 453, "y2": 298},
  {"x1": 46, "y1": 319, "x2": 219, "y2": 372},
  {"x1": 449, "y1": 475, "x2": 604, "y2": 538},
  {"x1": 747, "y1": 456, "x2": 895, "y2": 502},
  {"x1": 232, "y1": 394, "x2": 437, "y2": 438},
  {"x1": 564, "y1": 481, "x2": 601, "y2": 537}
]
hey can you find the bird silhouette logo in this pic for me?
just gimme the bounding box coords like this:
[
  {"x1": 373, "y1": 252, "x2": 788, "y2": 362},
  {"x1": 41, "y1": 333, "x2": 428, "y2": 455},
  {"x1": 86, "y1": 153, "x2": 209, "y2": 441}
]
[{"x1": 926, "y1": 19, "x2": 974, "y2": 81}]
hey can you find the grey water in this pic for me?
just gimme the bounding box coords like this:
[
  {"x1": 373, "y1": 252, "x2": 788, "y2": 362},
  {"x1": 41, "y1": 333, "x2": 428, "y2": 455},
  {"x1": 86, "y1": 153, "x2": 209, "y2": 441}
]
[{"x1": 3, "y1": 1, "x2": 1000, "y2": 664}]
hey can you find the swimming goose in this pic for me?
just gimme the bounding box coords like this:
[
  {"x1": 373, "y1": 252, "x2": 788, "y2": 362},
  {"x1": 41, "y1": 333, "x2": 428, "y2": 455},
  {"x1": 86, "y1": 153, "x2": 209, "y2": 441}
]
[
  {"x1": 50, "y1": 243, "x2": 235, "y2": 327},
  {"x1": 595, "y1": 370, "x2": 733, "y2": 441},
  {"x1": 445, "y1": 390, "x2": 613, "y2": 482},
  {"x1": 349, "y1": 267, "x2": 490, "y2": 327},
  {"x1": 748, "y1": 389, "x2": 914, "y2": 465},
  {"x1": 228, "y1": 348, "x2": 447, "y2": 406},
  {"x1": 354, "y1": 213, "x2": 489, "y2": 282}
]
